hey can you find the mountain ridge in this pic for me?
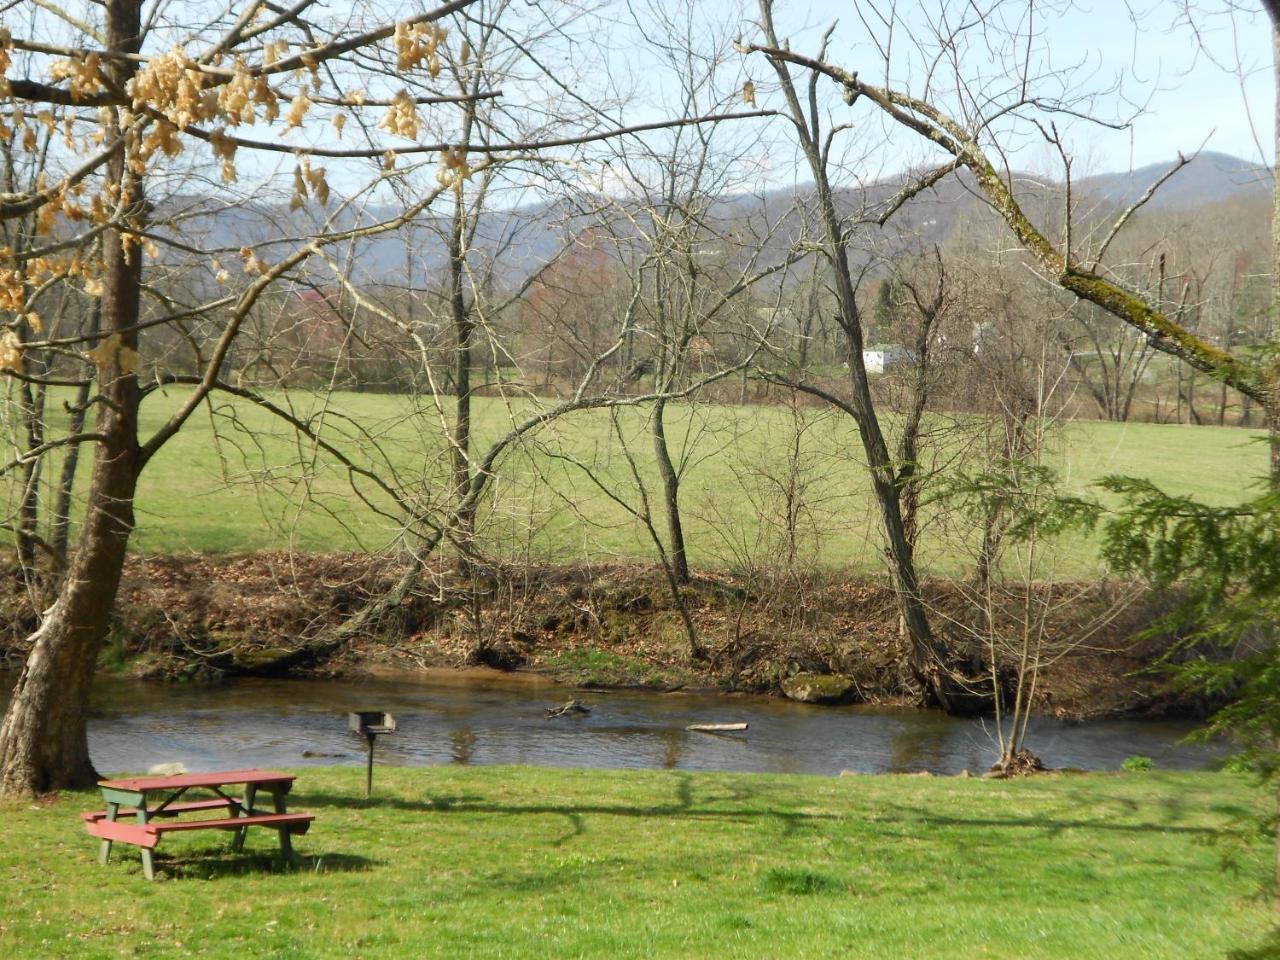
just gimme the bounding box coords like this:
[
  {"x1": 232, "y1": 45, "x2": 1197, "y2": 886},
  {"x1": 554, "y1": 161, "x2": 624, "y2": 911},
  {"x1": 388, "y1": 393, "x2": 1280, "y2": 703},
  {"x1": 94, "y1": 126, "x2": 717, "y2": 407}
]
[{"x1": 156, "y1": 151, "x2": 1271, "y2": 289}]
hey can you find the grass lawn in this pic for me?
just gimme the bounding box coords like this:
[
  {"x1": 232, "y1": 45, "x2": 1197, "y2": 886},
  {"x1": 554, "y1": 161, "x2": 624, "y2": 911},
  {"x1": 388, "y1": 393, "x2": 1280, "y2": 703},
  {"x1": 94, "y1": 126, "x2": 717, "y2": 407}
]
[
  {"x1": 4, "y1": 386, "x2": 1268, "y2": 575},
  {"x1": 0, "y1": 766, "x2": 1272, "y2": 958}
]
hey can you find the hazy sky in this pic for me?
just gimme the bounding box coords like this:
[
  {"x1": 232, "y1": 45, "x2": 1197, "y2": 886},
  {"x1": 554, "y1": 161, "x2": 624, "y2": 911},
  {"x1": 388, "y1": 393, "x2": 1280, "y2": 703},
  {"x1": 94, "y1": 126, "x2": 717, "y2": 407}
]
[
  {"x1": 117, "y1": 0, "x2": 1276, "y2": 204},
  {"x1": 758, "y1": 0, "x2": 1275, "y2": 173}
]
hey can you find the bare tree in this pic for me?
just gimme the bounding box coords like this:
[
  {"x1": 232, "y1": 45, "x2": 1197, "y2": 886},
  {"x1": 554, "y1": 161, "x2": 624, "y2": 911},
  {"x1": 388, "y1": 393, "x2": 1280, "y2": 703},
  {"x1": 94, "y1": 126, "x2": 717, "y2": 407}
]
[
  {"x1": 743, "y1": 2, "x2": 1275, "y2": 473},
  {"x1": 930, "y1": 281, "x2": 1136, "y2": 772},
  {"x1": 1058, "y1": 299, "x2": 1156, "y2": 422},
  {"x1": 749, "y1": 1, "x2": 958, "y2": 710},
  {"x1": 0, "y1": 0, "x2": 773, "y2": 795},
  {"x1": 543, "y1": 405, "x2": 708, "y2": 658},
  {"x1": 580, "y1": 0, "x2": 790, "y2": 586},
  {"x1": 881, "y1": 249, "x2": 958, "y2": 553}
]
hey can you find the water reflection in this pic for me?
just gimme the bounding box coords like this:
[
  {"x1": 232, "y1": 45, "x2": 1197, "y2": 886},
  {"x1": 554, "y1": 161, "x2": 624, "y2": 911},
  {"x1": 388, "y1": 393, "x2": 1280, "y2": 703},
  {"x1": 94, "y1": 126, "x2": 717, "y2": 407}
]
[
  {"x1": 659, "y1": 727, "x2": 683, "y2": 769},
  {"x1": 2, "y1": 673, "x2": 1226, "y2": 777},
  {"x1": 449, "y1": 727, "x2": 476, "y2": 765},
  {"x1": 889, "y1": 718, "x2": 934, "y2": 772}
]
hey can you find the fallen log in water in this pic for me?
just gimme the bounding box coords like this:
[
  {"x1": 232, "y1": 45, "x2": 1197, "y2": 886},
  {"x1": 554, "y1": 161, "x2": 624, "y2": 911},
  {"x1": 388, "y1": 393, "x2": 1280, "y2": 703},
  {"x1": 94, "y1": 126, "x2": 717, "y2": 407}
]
[
  {"x1": 685, "y1": 723, "x2": 748, "y2": 732},
  {"x1": 546, "y1": 699, "x2": 591, "y2": 719}
]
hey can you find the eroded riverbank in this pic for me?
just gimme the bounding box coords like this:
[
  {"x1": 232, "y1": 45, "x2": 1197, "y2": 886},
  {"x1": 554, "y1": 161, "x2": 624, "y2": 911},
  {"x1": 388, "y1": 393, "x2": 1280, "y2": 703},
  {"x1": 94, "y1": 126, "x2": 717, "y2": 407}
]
[{"x1": 0, "y1": 552, "x2": 1197, "y2": 720}]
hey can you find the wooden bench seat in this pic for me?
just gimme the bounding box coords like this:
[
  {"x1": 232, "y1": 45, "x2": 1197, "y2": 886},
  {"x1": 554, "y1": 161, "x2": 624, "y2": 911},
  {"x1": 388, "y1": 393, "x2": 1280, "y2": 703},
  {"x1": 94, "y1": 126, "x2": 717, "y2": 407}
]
[
  {"x1": 81, "y1": 799, "x2": 241, "y2": 823},
  {"x1": 84, "y1": 812, "x2": 313, "y2": 853},
  {"x1": 83, "y1": 818, "x2": 161, "y2": 849},
  {"x1": 147, "y1": 812, "x2": 314, "y2": 836}
]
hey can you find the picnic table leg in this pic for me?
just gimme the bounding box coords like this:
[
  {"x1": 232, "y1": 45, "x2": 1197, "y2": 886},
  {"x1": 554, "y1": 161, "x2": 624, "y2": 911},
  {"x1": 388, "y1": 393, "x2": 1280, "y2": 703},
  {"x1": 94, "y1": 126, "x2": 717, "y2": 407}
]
[
  {"x1": 270, "y1": 786, "x2": 294, "y2": 862},
  {"x1": 136, "y1": 804, "x2": 155, "y2": 881},
  {"x1": 99, "y1": 801, "x2": 119, "y2": 865},
  {"x1": 232, "y1": 784, "x2": 258, "y2": 852}
]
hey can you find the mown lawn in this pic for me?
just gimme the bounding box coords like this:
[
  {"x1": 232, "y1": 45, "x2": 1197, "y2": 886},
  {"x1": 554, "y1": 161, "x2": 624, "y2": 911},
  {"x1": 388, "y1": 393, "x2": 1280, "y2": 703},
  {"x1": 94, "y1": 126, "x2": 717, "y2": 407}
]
[
  {"x1": 0, "y1": 766, "x2": 1272, "y2": 958},
  {"x1": 4, "y1": 386, "x2": 1267, "y2": 575}
]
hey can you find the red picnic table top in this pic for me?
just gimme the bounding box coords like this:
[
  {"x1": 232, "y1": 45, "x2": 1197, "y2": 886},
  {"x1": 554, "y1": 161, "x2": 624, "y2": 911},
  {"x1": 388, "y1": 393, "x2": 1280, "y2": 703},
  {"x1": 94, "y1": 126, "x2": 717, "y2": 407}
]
[{"x1": 98, "y1": 768, "x2": 295, "y2": 792}]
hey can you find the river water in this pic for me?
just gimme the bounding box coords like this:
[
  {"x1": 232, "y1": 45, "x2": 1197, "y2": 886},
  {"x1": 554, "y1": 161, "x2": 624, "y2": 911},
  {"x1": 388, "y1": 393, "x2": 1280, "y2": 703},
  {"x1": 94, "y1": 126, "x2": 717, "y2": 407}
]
[{"x1": 63, "y1": 673, "x2": 1224, "y2": 777}]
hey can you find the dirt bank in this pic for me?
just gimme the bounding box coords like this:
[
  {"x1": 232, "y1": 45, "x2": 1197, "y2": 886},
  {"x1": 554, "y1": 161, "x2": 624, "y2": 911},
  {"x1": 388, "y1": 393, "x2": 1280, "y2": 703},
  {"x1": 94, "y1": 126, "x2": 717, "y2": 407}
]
[{"x1": 0, "y1": 552, "x2": 1201, "y2": 719}]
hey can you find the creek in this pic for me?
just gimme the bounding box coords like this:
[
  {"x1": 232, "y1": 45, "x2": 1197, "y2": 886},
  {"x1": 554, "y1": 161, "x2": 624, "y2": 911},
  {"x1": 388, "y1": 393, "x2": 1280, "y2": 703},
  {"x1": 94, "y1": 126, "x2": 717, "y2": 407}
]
[{"x1": 59, "y1": 673, "x2": 1225, "y2": 776}]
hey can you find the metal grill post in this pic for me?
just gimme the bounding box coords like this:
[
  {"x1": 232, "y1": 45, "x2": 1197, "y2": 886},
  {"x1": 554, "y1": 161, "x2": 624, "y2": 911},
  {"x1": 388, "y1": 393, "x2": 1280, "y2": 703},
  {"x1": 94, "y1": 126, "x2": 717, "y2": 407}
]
[{"x1": 348, "y1": 711, "x2": 396, "y2": 798}]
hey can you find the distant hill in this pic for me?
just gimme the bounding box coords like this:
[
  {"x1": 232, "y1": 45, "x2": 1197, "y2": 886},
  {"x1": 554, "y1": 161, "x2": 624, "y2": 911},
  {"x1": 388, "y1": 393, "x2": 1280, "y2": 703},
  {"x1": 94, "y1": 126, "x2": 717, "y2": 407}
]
[
  {"x1": 1074, "y1": 150, "x2": 1271, "y2": 211},
  {"x1": 153, "y1": 152, "x2": 1271, "y2": 291}
]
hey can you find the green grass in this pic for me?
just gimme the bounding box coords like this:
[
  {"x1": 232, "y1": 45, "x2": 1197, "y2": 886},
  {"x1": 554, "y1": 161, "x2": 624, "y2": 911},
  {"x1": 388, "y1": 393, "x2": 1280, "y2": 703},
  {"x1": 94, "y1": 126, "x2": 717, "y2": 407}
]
[
  {"x1": 540, "y1": 648, "x2": 691, "y2": 686},
  {"x1": 5, "y1": 386, "x2": 1267, "y2": 575},
  {"x1": 0, "y1": 766, "x2": 1271, "y2": 958}
]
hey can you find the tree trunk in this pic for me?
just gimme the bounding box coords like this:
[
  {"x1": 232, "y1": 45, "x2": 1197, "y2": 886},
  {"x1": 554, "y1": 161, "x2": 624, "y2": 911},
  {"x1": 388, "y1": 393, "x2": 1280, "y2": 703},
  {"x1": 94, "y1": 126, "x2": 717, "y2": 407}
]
[
  {"x1": 1184, "y1": 370, "x2": 1202, "y2": 425},
  {"x1": 0, "y1": 0, "x2": 144, "y2": 797},
  {"x1": 758, "y1": 0, "x2": 953, "y2": 709},
  {"x1": 0, "y1": 439, "x2": 140, "y2": 793},
  {"x1": 971, "y1": 514, "x2": 1000, "y2": 673},
  {"x1": 838, "y1": 335, "x2": 950, "y2": 708},
  {"x1": 52, "y1": 303, "x2": 101, "y2": 562},
  {"x1": 1270, "y1": 7, "x2": 1280, "y2": 491},
  {"x1": 896, "y1": 285, "x2": 939, "y2": 552},
  {"x1": 652, "y1": 396, "x2": 690, "y2": 584},
  {"x1": 449, "y1": 200, "x2": 475, "y2": 544},
  {"x1": 1265, "y1": 1, "x2": 1280, "y2": 909},
  {"x1": 16, "y1": 377, "x2": 44, "y2": 573}
]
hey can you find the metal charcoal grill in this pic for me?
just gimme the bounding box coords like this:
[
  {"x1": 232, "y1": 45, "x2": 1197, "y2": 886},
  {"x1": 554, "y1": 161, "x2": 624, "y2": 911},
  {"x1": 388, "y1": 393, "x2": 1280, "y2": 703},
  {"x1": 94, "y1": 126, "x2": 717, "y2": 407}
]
[{"x1": 348, "y1": 711, "x2": 396, "y2": 797}]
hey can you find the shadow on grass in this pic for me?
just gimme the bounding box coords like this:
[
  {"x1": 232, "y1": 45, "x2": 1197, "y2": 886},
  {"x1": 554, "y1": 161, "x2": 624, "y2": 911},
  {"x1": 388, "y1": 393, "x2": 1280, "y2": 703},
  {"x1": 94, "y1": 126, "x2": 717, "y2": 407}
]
[
  {"x1": 157, "y1": 849, "x2": 379, "y2": 880},
  {"x1": 863, "y1": 782, "x2": 1233, "y2": 838},
  {"x1": 866, "y1": 804, "x2": 1226, "y2": 837},
  {"x1": 295, "y1": 772, "x2": 831, "y2": 838},
  {"x1": 1228, "y1": 928, "x2": 1280, "y2": 959},
  {"x1": 293, "y1": 773, "x2": 1226, "y2": 841}
]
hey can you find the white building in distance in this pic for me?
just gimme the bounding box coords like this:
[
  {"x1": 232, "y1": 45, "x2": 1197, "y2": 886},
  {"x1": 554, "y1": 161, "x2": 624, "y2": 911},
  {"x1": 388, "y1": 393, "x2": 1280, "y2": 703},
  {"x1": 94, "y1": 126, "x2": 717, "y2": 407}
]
[{"x1": 862, "y1": 344, "x2": 911, "y2": 374}]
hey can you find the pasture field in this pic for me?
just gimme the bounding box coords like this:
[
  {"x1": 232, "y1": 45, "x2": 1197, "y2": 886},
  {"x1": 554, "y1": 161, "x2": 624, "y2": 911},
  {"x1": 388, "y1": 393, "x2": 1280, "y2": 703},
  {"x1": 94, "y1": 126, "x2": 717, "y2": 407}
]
[
  {"x1": 0, "y1": 765, "x2": 1270, "y2": 959},
  {"x1": 3, "y1": 386, "x2": 1265, "y2": 575}
]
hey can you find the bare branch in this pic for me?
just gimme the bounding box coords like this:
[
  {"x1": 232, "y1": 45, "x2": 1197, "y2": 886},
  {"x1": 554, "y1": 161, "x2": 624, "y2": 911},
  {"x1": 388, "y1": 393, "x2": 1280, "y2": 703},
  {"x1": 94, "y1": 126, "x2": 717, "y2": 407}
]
[{"x1": 1089, "y1": 152, "x2": 1193, "y2": 271}]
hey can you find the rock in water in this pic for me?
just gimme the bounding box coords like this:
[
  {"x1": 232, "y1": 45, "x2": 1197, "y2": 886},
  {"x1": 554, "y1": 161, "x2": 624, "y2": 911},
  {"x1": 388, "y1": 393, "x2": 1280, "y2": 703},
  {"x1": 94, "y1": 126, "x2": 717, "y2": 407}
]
[
  {"x1": 780, "y1": 672, "x2": 856, "y2": 705},
  {"x1": 147, "y1": 762, "x2": 187, "y2": 776}
]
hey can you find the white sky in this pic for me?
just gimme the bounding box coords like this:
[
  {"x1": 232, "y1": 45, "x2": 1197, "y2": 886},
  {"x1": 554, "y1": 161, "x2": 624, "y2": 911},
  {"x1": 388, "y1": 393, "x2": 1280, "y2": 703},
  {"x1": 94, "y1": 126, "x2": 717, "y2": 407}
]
[
  {"x1": 29, "y1": 1, "x2": 1266, "y2": 205},
  {"x1": 745, "y1": 0, "x2": 1275, "y2": 174},
  {"x1": 544, "y1": 0, "x2": 1278, "y2": 208}
]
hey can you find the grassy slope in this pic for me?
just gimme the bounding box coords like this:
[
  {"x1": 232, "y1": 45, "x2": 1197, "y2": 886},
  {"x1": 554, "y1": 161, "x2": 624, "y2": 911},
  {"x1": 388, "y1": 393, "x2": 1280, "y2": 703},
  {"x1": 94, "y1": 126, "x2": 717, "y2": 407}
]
[
  {"x1": 0, "y1": 766, "x2": 1271, "y2": 959},
  {"x1": 10, "y1": 387, "x2": 1267, "y2": 574}
]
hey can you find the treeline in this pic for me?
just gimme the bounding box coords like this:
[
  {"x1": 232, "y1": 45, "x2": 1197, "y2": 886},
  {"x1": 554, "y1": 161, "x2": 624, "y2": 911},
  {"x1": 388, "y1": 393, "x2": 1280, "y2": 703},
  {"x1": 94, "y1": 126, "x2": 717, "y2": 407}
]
[{"x1": 111, "y1": 183, "x2": 1267, "y2": 430}]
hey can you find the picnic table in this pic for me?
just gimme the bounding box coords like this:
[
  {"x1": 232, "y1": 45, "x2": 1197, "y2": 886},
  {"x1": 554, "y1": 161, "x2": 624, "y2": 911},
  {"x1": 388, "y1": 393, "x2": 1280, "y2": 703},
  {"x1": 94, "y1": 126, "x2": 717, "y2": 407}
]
[{"x1": 81, "y1": 768, "x2": 314, "y2": 880}]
